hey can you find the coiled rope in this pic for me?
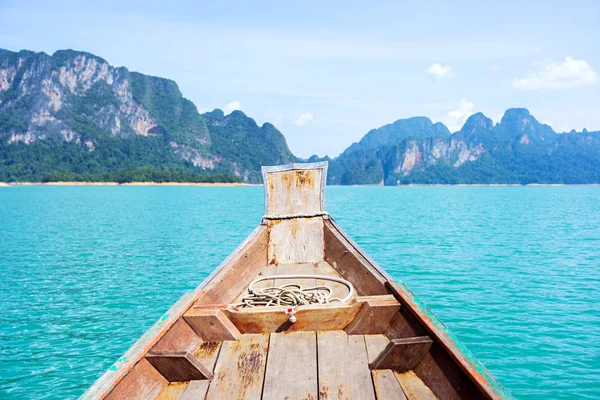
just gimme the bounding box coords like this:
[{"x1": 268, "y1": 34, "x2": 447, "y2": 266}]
[{"x1": 235, "y1": 274, "x2": 354, "y2": 308}]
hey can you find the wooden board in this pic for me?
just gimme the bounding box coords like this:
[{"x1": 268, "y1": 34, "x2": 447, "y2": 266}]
[
  {"x1": 370, "y1": 336, "x2": 433, "y2": 371},
  {"x1": 345, "y1": 295, "x2": 401, "y2": 335},
  {"x1": 263, "y1": 331, "x2": 318, "y2": 399},
  {"x1": 265, "y1": 167, "x2": 323, "y2": 217},
  {"x1": 314, "y1": 261, "x2": 349, "y2": 301},
  {"x1": 183, "y1": 308, "x2": 241, "y2": 342},
  {"x1": 273, "y1": 263, "x2": 317, "y2": 288},
  {"x1": 224, "y1": 302, "x2": 363, "y2": 334},
  {"x1": 395, "y1": 371, "x2": 438, "y2": 400},
  {"x1": 146, "y1": 351, "x2": 213, "y2": 382},
  {"x1": 155, "y1": 381, "x2": 189, "y2": 400},
  {"x1": 364, "y1": 334, "x2": 391, "y2": 364},
  {"x1": 372, "y1": 370, "x2": 408, "y2": 400},
  {"x1": 323, "y1": 219, "x2": 388, "y2": 296},
  {"x1": 193, "y1": 341, "x2": 222, "y2": 372},
  {"x1": 267, "y1": 217, "x2": 324, "y2": 264},
  {"x1": 179, "y1": 380, "x2": 210, "y2": 400},
  {"x1": 105, "y1": 358, "x2": 168, "y2": 400},
  {"x1": 317, "y1": 331, "x2": 376, "y2": 400},
  {"x1": 205, "y1": 334, "x2": 269, "y2": 400}
]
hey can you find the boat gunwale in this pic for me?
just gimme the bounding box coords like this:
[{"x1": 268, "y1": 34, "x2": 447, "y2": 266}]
[
  {"x1": 79, "y1": 223, "x2": 268, "y2": 400},
  {"x1": 327, "y1": 216, "x2": 513, "y2": 400}
]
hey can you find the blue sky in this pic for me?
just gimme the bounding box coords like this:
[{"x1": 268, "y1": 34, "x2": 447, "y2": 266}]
[{"x1": 1, "y1": 0, "x2": 598, "y2": 157}]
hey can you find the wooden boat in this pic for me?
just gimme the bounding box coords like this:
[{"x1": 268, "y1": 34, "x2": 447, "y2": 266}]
[{"x1": 82, "y1": 162, "x2": 512, "y2": 400}]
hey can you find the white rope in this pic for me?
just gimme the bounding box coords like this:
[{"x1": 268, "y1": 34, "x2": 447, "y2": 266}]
[{"x1": 235, "y1": 274, "x2": 354, "y2": 308}]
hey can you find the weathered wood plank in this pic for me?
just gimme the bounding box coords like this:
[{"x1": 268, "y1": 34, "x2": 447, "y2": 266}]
[
  {"x1": 105, "y1": 358, "x2": 168, "y2": 400},
  {"x1": 314, "y1": 261, "x2": 349, "y2": 301},
  {"x1": 372, "y1": 370, "x2": 408, "y2": 400},
  {"x1": 395, "y1": 370, "x2": 438, "y2": 400},
  {"x1": 224, "y1": 302, "x2": 363, "y2": 334},
  {"x1": 178, "y1": 380, "x2": 210, "y2": 400},
  {"x1": 317, "y1": 331, "x2": 376, "y2": 400},
  {"x1": 155, "y1": 381, "x2": 189, "y2": 400},
  {"x1": 263, "y1": 331, "x2": 318, "y2": 399},
  {"x1": 205, "y1": 334, "x2": 269, "y2": 400},
  {"x1": 345, "y1": 295, "x2": 401, "y2": 335},
  {"x1": 193, "y1": 342, "x2": 222, "y2": 372},
  {"x1": 364, "y1": 334, "x2": 391, "y2": 365},
  {"x1": 370, "y1": 336, "x2": 433, "y2": 371},
  {"x1": 146, "y1": 351, "x2": 213, "y2": 382},
  {"x1": 183, "y1": 308, "x2": 241, "y2": 342},
  {"x1": 265, "y1": 167, "x2": 324, "y2": 217},
  {"x1": 323, "y1": 219, "x2": 388, "y2": 296},
  {"x1": 274, "y1": 263, "x2": 317, "y2": 287},
  {"x1": 268, "y1": 217, "x2": 324, "y2": 264}
]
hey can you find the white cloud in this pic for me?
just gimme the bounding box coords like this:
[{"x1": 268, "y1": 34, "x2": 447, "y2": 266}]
[
  {"x1": 426, "y1": 63, "x2": 455, "y2": 80},
  {"x1": 513, "y1": 56, "x2": 598, "y2": 90},
  {"x1": 293, "y1": 112, "x2": 314, "y2": 127},
  {"x1": 223, "y1": 100, "x2": 241, "y2": 114},
  {"x1": 442, "y1": 99, "x2": 474, "y2": 132}
]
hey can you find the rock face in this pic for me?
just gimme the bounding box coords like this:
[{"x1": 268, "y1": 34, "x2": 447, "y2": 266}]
[
  {"x1": 0, "y1": 49, "x2": 296, "y2": 182},
  {"x1": 322, "y1": 109, "x2": 600, "y2": 185}
]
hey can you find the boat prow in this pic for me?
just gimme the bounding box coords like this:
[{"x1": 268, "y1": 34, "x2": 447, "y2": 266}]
[{"x1": 82, "y1": 162, "x2": 512, "y2": 400}]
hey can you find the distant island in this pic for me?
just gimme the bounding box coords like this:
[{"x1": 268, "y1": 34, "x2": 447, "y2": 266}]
[{"x1": 1, "y1": 48, "x2": 599, "y2": 185}]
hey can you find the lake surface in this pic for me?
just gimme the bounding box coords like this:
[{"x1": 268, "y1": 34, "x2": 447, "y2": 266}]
[{"x1": 1, "y1": 186, "x2": 599, "y2": 399}]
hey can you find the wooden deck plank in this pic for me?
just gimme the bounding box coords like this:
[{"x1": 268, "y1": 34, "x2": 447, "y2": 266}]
[
  {"x1": 193, "y1": 342, "x2": 222, "y2": 372},
  {"x1": 179, "y1": 381, "x2": 210, "y2": 400},
  {"x1": 394, "y1": 371, "x2": 438, "y2": 400},
  {"x1": 314, "y1": 261, "x2": 351, "y2": 301},
  {"x1": 364, "y1": 334, "x2": 391, "y2": 364},
  {"x1": 274, "y1": 263, "x2": 317, "y2": 288},
  {"x1": 372, "y1": 370, "x2": 407, "y2": 400},
  {"x1": 205, "y1": 334, "x2": 269, "y2": 400},
  {"x1": 263, "y1": 331, "x2": 318, "y2": 399},
  {"x1": 317, "y1": 331, "x2": 376, "y2": 400},
  {"x1": 154, "y1": 382, "x2": 188, "y2": 400}
]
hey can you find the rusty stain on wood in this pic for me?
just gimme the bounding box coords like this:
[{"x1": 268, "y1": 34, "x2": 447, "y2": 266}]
[
  {"x1": 205, "y1": 334, "x2": 269, "y2": 400},
  {"x1": 154, "y1": 381, "x2": 189, "y2": 400},
  {"x1": 395, "y1": 370, "x2": 439, "y2": 400},
  {"x1": 265, "y1": 168, "x2": 323, "y2": 217}
]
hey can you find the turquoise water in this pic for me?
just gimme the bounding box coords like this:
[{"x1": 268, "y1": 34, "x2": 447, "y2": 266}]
[{"x1": 1, "y1": 186, "x2": 599, "y2": 399}]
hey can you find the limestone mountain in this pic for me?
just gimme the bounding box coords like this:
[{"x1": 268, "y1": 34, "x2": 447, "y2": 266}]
[
  {"x1": 0, "y1": 48, "x2": 296, "y2": 182},
  {"x1": 320, "y1": 108, "x2": 600, "y2": 185}
]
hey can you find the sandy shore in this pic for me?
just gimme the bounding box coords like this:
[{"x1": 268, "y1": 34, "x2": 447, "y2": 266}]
[{"x1": 4, "y1": 181, "x2": 260, "y2": 187}]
